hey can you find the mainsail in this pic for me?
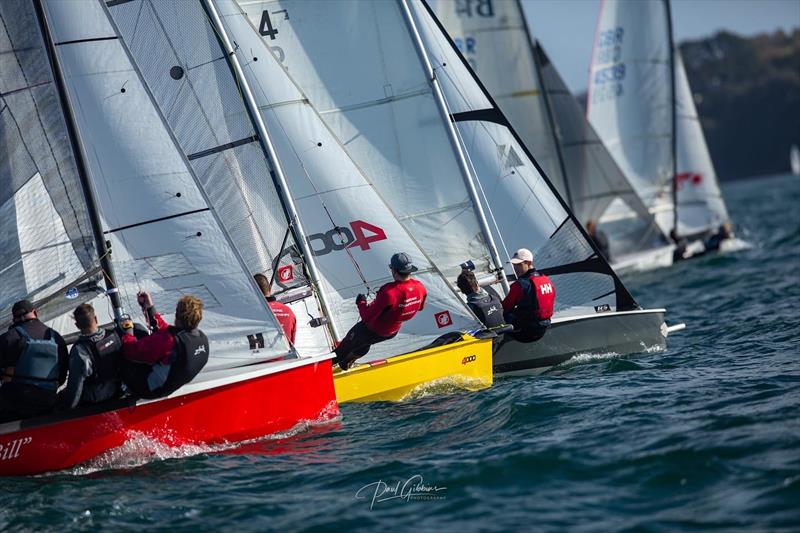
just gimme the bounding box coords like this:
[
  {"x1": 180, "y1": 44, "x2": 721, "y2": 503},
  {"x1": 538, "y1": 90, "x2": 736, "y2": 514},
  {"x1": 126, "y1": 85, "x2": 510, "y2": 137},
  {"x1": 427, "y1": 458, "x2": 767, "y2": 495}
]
[
  {"x1": 210, "y1": 0, "x2": 484, "y2": 359},
  {"x1": 430, "y1": 0, "x2": 568, "y2": 199},
  {"x1": 674, "y1": 50, "x2": 730, "y2": 237},
  {"x1": 37, "y1": 0, "x2": 293, "y2": 369},
  {"x1": 234, "y1": 0, "x2": 502, "y2": 281},
  {"x1": 587, "y1": 0, "x2": 676, "y2": 237},
  {"x1": 409, "y1": 0, "x2": 637, "y2": 315},
  {"x1": 0, "y1": 0, "x2": 100, "y2": 324}
]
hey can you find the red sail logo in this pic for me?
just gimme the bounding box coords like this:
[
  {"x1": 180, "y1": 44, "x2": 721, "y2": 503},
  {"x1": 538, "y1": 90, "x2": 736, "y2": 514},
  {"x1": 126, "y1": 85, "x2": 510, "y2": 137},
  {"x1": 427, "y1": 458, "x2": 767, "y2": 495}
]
[{"x1": 435, "y1": 311, "x2": 453, "y2": 328}]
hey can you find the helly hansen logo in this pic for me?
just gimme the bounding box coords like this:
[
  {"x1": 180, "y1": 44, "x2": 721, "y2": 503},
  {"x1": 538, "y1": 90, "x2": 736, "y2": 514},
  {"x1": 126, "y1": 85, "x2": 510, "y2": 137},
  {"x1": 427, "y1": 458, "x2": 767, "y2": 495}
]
[
  {"x1": 539, "y1": 283, "x2": 553, "y2": 295},
  {"x1": 194, "y1": 345, "x2": 206, "y2": 356},
  {"x1": 486, "y1": 305, "x2": 498, "y2": 316},
  {"x1": 435, "y1": 311, "x2": 453, "y2": 328}
]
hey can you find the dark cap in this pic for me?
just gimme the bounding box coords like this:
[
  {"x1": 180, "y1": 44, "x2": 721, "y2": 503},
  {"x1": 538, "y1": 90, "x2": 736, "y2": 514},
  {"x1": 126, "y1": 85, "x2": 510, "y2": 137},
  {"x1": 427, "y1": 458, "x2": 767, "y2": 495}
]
[
  {"x1": 12, "y1": 299, "x2": 35, "y2": 319},
  {"x1": 389, "y1": 252, "x2": 418, "y2": 274}
]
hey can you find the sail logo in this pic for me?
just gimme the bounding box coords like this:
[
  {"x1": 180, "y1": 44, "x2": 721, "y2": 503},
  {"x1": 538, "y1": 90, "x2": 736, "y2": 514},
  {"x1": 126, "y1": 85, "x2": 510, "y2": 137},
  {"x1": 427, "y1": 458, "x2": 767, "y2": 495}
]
[
  {"x1": 435, "y1": 311, "x2": 453, "y2": 328},
  {"x1": 0, "y1": 437, "x2": 32, "y2": 462},
  {"x1": 456, "y1": 0, "x2": 494, "y2": 18},
  {"x1": 309, "y1": 220, "x2": 387, "y2": 257},
  {"x1": 277, "y1": 265, "x2": 294, "y2": 283},
  {"x1": 539, "y1": 283, "x2": 553, "y2": 295},
  {"x1": 677, "y1": 172, "x2": 703, "y2": 188}
]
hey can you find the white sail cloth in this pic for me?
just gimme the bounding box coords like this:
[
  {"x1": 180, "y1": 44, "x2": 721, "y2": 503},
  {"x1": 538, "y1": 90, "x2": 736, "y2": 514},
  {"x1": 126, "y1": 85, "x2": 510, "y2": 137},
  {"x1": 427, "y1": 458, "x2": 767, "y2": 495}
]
[
  {"x1": 213, "y1": 0, "x2": 483, "y2": 359},
  {"x1": 674, "y1": 51, "x2": 729, "y2": 237},
  {"x1": 587, "y1": 0, "x2": 675, "y2": 236},
  {"x1": 234, "y1": 0, "x2": 496, "y2": 279},
  {"x1": 41, "y1": 0, "x2": 292, "y2": 368},
  {"x1": 0, "y1": 0, "x2": 98, "y2": 321}
]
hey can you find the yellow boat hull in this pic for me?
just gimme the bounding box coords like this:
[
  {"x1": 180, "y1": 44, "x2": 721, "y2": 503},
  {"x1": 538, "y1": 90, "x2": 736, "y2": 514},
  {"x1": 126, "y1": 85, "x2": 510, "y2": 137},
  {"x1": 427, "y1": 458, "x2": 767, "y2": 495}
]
[{"x1": 333, "y1": 335, "x2": 493, "y2": 403}]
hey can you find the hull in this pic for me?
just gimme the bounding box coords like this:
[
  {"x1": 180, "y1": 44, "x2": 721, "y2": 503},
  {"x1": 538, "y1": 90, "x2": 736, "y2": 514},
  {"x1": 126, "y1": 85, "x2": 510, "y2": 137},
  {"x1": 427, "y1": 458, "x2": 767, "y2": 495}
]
[
  {"x1": 334, "y1": 336, "x2": 493, "y2": 402},
  {"x1": 611, "y1": 245, "x2": 675, "y2": 274},
  {"x1": 494, "y1": 309, "x2": 667, "y2": 376},
  {"x1": 0, "y1": 355, "x2": 337, "y2": 476}
]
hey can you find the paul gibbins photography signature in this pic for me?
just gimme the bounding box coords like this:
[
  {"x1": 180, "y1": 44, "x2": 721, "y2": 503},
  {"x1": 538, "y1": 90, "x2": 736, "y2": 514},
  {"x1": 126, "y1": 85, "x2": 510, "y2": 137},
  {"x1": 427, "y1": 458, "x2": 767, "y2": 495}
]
[{"x1": 356, "y1": 475, "x2": 447, "y2": 510}]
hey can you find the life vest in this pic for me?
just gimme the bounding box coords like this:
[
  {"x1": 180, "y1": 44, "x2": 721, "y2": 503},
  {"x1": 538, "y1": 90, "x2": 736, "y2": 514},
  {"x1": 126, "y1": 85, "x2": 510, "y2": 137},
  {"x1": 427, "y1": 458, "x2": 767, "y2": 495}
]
[
  {"x1": 468, "y1": 292, "x2": 505, "y2": 330},
  {"x1": 11, "y1": 326, "x2": 59, "y2": 391},
  {"x1": 147, "y1": 328, "x2": 209, "y2": 398},
  {"x1": 77, "y1": 329, "x2": 123, "y2": 385},
  {"x1": 515, "y1": 271, "x2": 555, "y2": 325}
]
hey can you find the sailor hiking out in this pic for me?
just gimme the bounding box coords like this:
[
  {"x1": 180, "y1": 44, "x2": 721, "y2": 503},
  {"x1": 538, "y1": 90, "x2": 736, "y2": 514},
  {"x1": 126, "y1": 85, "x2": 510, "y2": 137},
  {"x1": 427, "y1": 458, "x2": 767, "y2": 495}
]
[
  {"x1": 0, "y1": 300, "x2": 69, "y2": 422},
  {"x1": 457, "y1": 269, "x2": 506, "y2": 348},
  {"x1": 502, "y1": 248, "x2": 556, "y2": 343},
  {"x1": 335, "y1": 252, "x2": 427, "y2": 371},
  {"x1": 59, "y1": 303, "x2": 126, "y2": 410},
  {"x1": 121, "y1": 292, "x2": 209, "y2": 399}
]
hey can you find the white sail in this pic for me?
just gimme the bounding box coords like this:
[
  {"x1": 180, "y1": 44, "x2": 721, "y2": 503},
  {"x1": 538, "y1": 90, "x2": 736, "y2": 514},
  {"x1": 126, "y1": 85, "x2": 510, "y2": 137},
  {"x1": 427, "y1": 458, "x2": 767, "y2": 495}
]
[
  {"x1": 42, "y1": 0, "x2": 292, "y2": 369},
  {"x1": 234, "y1": 0, "x2": 498, "y2": 280},
  {"x1": 213, "y1": 0, "x2": 483, "y2": 359},
  {"x1": 790, "y1": 145, "x2": 800, "y2": 176},
  {"x1": 410, "y1": 0, "x2": 638, "y2": 315},
  {"x1": 674, "y1": 50, "x2": 729, "y2": 237},
  {"x1": 0, "y1": 0, "x2": 100, "y2": 324},
  {"x1": 431, "y1": 0, "x2": 567, "y2": 198},
  {"x1": 587, "y1": 0, "x2": 675, "y2": 237}
]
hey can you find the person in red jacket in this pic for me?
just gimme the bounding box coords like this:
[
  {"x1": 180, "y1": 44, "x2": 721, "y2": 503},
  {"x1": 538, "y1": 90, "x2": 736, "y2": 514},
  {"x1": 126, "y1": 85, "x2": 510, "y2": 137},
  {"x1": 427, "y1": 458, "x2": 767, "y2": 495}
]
[
  {"x1": 334, "y1": 252, "x2": 427, "y2": 370},
  {"x1": 254, "y1": 273, "x2": 297, "y2": 345},
  {"x1": 120, "y1": 292, "x2": 209, "y2": 399},
  {"x1": 502, "y1": 248, "x2": 555, "y2": 343}
]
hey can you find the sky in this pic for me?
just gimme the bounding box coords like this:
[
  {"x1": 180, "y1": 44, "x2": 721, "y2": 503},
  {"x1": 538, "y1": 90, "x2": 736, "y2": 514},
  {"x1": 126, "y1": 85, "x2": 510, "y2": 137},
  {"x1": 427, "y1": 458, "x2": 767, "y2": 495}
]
[{"x1": 523, "y1": 0, "x2": 800, "y2": 93}]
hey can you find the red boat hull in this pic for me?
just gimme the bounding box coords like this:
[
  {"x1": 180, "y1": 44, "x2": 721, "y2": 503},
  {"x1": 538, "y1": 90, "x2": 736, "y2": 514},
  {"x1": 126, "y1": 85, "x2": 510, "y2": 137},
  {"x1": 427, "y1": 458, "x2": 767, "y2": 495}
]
[{"x1": 0, "y1": 357, "x2": 337, "y2": 476}]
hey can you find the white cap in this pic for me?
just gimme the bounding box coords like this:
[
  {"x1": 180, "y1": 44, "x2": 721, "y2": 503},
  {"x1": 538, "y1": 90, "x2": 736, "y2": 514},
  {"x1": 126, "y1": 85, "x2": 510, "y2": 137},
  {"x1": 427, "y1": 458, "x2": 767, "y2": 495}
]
[{"x1": 509, "y1": 248, "x2": 533, "y2": 264}]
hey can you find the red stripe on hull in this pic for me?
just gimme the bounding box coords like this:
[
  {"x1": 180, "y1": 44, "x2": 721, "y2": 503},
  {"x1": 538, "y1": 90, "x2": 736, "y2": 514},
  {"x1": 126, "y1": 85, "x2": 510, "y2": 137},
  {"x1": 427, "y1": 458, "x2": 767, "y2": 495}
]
[{"x1": 0, "y1": 359, "x2": 337, "y2": 476}]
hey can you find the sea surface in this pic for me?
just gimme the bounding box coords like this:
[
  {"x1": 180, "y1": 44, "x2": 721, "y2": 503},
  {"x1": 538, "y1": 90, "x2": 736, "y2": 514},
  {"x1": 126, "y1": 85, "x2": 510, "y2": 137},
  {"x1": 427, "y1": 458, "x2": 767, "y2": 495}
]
[{"x1": 2, "y1": 173, "x2": 798, "y2": 531}]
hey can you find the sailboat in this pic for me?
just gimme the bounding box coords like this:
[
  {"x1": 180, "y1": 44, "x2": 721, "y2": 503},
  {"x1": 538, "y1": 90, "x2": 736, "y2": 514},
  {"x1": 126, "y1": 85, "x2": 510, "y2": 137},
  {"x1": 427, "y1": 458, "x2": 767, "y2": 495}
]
[
  {"x1": 587, "y1": 0, "x2": 740, "y2": 258},
  {"x1": 234, "y1": 0, "x2": 680, "y2": 375},
  {"x1": 0, "y1": 0, "x2": 337, "y2": 476},
  {"x1": 791, "y1": 145, "x2": 800, "y2": 176},
  {"x1": 431, "y1": 0, "x2": 674, "y2": 273}
]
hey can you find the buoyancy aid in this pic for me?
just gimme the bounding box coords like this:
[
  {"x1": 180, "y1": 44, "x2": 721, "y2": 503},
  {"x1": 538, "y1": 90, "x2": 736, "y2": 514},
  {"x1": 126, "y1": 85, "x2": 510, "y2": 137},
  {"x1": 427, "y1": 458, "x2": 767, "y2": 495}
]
[
  {"x1": 468, "y1": 291, "x2": 505, "y2": 330},
  {"x1": 515, "y1": 271, "x2": 555, "y2": 326},
  {"x1": 78, "y1": 329, "x2": 123, "y2": 385},
  {"x1": 11, "y1": 326, "x2": 59, "y2": 391},
  {"x1": 147, "y1": 328, "x2": 209, "y2": 398}
]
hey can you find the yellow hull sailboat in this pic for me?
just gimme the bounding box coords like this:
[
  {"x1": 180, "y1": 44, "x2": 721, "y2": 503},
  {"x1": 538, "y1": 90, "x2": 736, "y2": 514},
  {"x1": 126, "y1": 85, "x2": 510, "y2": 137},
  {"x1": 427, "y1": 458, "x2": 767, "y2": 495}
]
[{"x1": 333, "y1": 335, "x2": 493, "y2": 403}]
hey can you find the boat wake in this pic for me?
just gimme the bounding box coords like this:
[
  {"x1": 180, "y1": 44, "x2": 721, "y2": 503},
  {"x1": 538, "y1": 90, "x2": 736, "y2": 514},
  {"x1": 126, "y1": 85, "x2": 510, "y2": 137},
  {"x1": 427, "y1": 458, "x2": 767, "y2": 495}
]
[
  {"x1": 719, "y1": 237, "x2": 753, "y2": 254},
  {"x1": 57, "y1": 401, "x2": 341, "y2": 477},
  {"x1": 399, "y1": 376, "x2": 491, "y2": 402}
]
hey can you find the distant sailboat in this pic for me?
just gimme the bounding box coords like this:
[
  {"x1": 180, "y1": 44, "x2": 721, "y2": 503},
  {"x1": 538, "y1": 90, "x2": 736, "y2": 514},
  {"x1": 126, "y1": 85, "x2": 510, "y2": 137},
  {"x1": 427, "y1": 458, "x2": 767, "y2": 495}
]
[
  {"x1": 791, "y1": 145, "x2": 800, "y2": 176},
  {"x1": 432, "y1": 0, "x2": 673, "y2": 272},
  {"x1": 587, "y1": 0, "x2": 740, "y2": 257}
]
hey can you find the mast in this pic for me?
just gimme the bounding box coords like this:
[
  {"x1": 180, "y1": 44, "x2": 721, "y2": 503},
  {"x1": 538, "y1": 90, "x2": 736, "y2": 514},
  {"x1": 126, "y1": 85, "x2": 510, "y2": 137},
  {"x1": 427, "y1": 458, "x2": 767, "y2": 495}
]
[
  {"x1": 398, "y1": 0, "x2": 510, "y2": 293},
  {"x1": 517, "y1": 1, "x2": 574, "y2": 209},
  {"x1": 202, "y1": 0, "x2": 341, "y2": 342},
  {"x1": 665, "y1": 0, "x2": 679, "y2": 237},
  {"x1": 33, "y1": 0, "x2": 124, "y2": 320}
]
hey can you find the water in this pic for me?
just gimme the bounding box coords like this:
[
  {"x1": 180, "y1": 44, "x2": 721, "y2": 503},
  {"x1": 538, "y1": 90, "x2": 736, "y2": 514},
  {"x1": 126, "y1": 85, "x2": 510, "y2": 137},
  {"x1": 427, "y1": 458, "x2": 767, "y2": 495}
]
[{"x1": 2, "y1": 174, "x2": 798, "y2": 531}]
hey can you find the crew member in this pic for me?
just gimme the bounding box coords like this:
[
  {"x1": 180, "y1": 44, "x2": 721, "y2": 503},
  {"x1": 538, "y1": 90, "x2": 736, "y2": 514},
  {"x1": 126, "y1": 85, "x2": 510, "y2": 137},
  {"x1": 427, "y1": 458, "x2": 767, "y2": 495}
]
[
  {"x1": 121, "y1": 292, "x2": 209, "y2": 399},
  {"x1": 670, "y1": 229, "x2": 689, "y2": 261},
  {"x1": 60, "y1": 303, "x2": 124, "y2": 409},
  {"x1": 586, "y1": 219, "x2": 611, "y2": 262},
  {"x1": 502, "y1": 248, "x2": 556, "y2": 343},
  {"x1": 254, "y1": 273, "x2": 297, "y2": 345},
  {"x1": 456, "y1": 269, "x2": 505, "y2": 347},
  {"x1": 0, "y1": 299, "x2": 68, "y2": 421},
  {"x1": 334, "y1": 252, "x2": 427, "y2": 371},
  {"x1": 704, "y1": 222, "x2": 734, "y2": 252}
]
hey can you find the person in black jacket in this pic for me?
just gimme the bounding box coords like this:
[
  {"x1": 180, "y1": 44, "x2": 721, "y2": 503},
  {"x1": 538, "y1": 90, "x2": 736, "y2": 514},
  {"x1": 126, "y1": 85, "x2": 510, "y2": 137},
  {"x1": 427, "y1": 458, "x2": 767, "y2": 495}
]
[
  {"x1": 456, "y1": 269, "x2": 505, "y2": 348},
  {"x1": 60, "y1": 303, "x2": 125, "y2": 409},
  {"x1": 0, "y1": 299, "x2": 68, "y2": 422}
]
